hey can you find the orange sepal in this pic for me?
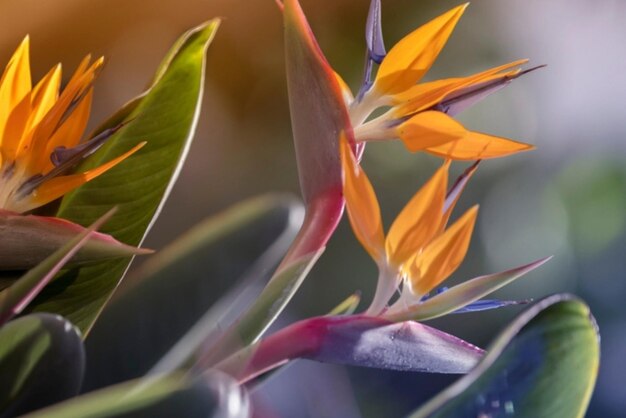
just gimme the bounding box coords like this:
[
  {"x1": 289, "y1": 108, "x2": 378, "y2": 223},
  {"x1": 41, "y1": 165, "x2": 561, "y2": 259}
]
[
  {"x1": 426, "y1": 131, "x2": 534, "y2": 160},
  {"x1": 375, "y1": 4, "x2": 467, "y2": 96},
  {"x1": 340, "y1": 134, "x2": 385, "y2": 262},
  {"x1": 0, "y1": 36, "x2": 32, "y2": 147},
  {"x1": 27, "y1": 57, "x2": 103, "y2": 173},
  {"x1": 409, "y1": 205, "x2": 478, "y2": 295},
  {"x1": 27, "y1": 142, "x2": 145, "y2": 212},
  {"x1": 393, "y1": 59, "x2": 528, "y2": 114},
  {"x1": 386, "y1": 161, "x2": 448, "y2": 267},
  {"x1": 397, "y1": 110, "x2": 466, "y2": 152}
]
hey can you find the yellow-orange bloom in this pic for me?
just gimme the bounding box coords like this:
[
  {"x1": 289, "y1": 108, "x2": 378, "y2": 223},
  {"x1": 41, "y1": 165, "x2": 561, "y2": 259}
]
[
  {"x1": 340, "y1": 134, "x2": 477, "y2": 314},
  {"x1": 0, "y1": 37, "x2": 144, "y2": 213},
  {"x1": 346, "y1": 4, "x2": 537, "y2": 160}
]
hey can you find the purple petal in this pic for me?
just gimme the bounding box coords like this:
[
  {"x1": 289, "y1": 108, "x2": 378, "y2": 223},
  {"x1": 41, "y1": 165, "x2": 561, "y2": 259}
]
[
  {"x1": 215, "y1": 315, "x2": 484, "y2": 383},
  {"x1": 313, "y1": 316, "x2": 483, "y2": 373},
  {"x1": 357, "y1": 0, "x2": 386, "y2": 101},
  {"x1": 444, "y1": 160, "x2": 480, "y2": 214},
  {"x1": 17, "y1": 121, "x2": 131, "y2": 199},
  {"x1": 438, "y1": 65, "x2": 545, "y2": 117},
  {"x1": 451, "y1": 298, "x2": 531, "y2": 314},
  {"x1": 365, "y1": 0, "x2": 386, "y2": 63}
]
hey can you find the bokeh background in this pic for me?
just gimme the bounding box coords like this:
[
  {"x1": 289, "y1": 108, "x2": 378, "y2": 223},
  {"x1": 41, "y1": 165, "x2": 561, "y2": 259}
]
[{"x1": 1, "y1": 0, "x2": 624, "y2": 416}]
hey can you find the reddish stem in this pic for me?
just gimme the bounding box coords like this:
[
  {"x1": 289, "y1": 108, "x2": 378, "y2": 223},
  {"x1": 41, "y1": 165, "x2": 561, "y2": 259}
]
[{"x1": 278, "y1": 186, "x2": 344, "y2": 270}]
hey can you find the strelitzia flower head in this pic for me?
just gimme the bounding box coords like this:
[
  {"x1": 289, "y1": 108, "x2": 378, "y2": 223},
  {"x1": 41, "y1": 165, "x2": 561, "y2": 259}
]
[
  {"x1": 340, "y1": 134, "x2": 477, "y2": 315},
  {"x1": 0, "y1": 37, "x2": 144, "y2": 213},
  {"x1": 341, "y1": 1, "x2": 541, "y2": 160},
  {"x1": 340, "y1": 134, "x2": 549, "y2": 319}
]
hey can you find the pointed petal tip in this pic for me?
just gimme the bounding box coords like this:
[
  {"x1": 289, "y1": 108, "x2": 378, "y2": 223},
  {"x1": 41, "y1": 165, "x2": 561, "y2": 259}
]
[
  {"x1": 519, "y1": 63, "x2": 547, "y2": 77},
  {"x1": 530, "y1": 255, "x2": 553, "y2": 268},
  {"x1": 453, "y1": 3, "x2": 470, "y2": 17},
  {"x1": 128, "y1": 246, "x2": 155, "y2": 256}
]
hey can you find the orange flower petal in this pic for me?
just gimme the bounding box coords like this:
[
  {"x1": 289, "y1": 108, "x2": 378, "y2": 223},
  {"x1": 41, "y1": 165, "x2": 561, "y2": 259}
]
[
  {"x1": 7, "y1": 63, "x2": 61, "y2": 162},
  {"x1": 41, "y1": 89, "x2": 93, "y2": 172},
  {"x1": 340, "y1": 134, "x2": 385, "y2": 261},
  {"x1": 27, "y1": 57, "x2": 103, "y2": 173},
  {"x1": 29, "y1": 64, "x2": 62, "y2": 127},
  {"x1": 375, "y1": 4, "x2": 467, "y2": 96},
  {"x1": 27, "y1": 142, "x2": 145, "y2": 212},
  {"x1": 0, "y1": 36, "x2": 32, "y2": 149},
  {"x1": 397, "y1": 110, "x2": 466, "y2": 152},
  {"x1": 409, "y1": 205, "x2": 478, "y2": 295},
  {"x1": 2, "y1": 92, "x2": 32, "y2": 161},
  {"x1": 393, "y1": 59, "x2": 528, "y2": 114},
  {"x1": 426, "y1": 131, "x2": 534, "y2": 160},
  {"x1": 386, "y1": 161, "x2": 448, "y2": 266}
]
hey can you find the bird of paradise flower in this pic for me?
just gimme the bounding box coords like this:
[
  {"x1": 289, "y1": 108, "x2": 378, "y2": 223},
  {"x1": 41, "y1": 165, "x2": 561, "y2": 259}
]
[{"x1": 0, "y1": 36, "x2": 143, "y2": 214}]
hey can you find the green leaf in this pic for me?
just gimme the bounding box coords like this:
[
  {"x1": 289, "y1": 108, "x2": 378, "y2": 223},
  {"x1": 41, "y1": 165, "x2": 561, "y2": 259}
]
[
  {"x1": 0, "y1": 313, "x2": 84, "y2": 417},
  {"x1": 22, "y1": 372, "x2": 249, "y2": 418},
  {"x1": 410, "y1": 294, "x2": 600, "y2": 418},
  {"x1": 24, "y1": 19, "x2": 220, "y2": 335},
  {"x1": 82, "y1": 195, "x2": 302, "y2": 392}
]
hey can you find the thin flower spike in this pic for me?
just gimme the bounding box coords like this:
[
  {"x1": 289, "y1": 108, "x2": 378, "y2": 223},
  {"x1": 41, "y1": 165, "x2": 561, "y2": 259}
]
[
  {"x1": 345, "y1": 3, "x2": 538, "y2": 160},
  {"x1": 0, "y1": 37, "x2": 143, "y2": 213}
]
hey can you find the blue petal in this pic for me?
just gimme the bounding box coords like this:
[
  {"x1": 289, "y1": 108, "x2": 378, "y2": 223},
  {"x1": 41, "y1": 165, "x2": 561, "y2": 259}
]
[
  {"x1": 420, "y1": 286, "x2": 530, "y2": 314},
  {"x1": 365, "y1": 0, "x2": 386, "y2": 63},
  {"x1": 357, "y1": 0, "x2": 386, "y2": 101},
  {"x1": 437, "y1": 65, "x2": 545, "y2": 117},
  {"x1": 452, "y1": 299, "x2": 531, "y2": 314}
]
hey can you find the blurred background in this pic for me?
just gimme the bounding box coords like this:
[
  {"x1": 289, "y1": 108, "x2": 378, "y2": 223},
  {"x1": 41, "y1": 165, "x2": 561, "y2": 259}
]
[{"x1": 1, "y1": 0, "x2": 624, "y2": 416}]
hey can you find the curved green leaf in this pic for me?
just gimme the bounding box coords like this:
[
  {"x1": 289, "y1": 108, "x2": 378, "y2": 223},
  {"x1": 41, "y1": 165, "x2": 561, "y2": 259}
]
[
  {"x1": 410, "y1": 294, "x2": 600, "y2": 418},
  {"x1": 24, "y1": 20, "x2": 220, "y2": 335},
  {"x1": 0, "y1": 313, "x2": 84, "y2": 417},
  {"x1": 82, "y1": 195, "x2": 302, "y2": 391},
  {"x1": 23, "y1": 372, "x2": 249, "y2": 418}
]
